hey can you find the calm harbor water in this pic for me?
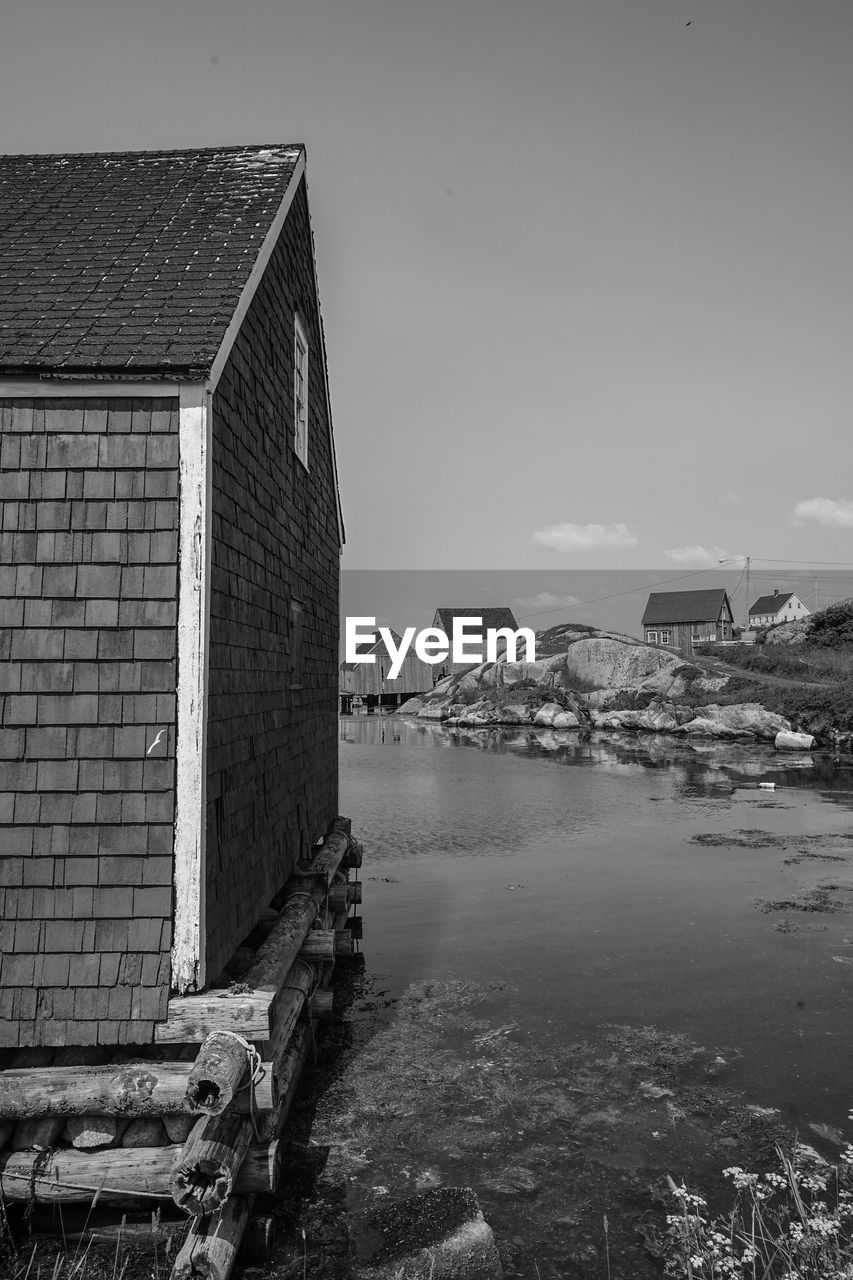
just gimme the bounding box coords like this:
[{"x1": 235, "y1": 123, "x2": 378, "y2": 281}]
[
  {"x1": 321, "y1": 715, "x2": 853, "y2": 1276},
  {"x1": 340, "y1": 716, "x2": 853, "y2": 1131}
]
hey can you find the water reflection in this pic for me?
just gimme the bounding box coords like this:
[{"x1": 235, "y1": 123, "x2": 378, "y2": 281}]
[{"x1": 340, "y1": 715, "x2": 853, "y2": 1129}]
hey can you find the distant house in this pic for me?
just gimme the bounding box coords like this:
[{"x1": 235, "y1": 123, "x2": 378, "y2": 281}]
[
  {"x1": 432, "y1": 606, "x2": 521, "y2": 678},
  {"x1": 340, "y1": 629, "x2": 433, "y2": 704},
  {"x1": 641, "y1": 589, "x2": 734, "y2": 655},
  {"x1": 0, "y1": 145, "x2": 344, "y2": 1046},
  {"x1": 748, "y1": 591, "x2": 811, "y2": 629}
]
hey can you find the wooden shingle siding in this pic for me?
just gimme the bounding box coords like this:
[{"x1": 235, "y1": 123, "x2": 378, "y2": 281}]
[
  {"x1": 206, "y1": 178, "x2": 339, "y2": 981},
  {"x1": 0, "y1": 396, "x2": 179, "y2": 1047}
]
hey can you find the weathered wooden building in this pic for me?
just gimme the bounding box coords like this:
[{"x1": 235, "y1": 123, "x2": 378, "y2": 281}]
[
  {"x1": 641, "y1": 589, "x2": 733, "y2": 656},
  {"x1": 0, "y1": 145, "x2": 344, "y2": 1048},
  {"x1": 340, "y1": 628, "x2": 434, "y2": 710}
]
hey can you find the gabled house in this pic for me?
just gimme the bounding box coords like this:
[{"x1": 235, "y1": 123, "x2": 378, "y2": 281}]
[
  {"x1": 748, "y1": 591, "x2": 811, "y2": 629},
  {"x1": 431, "y1": 606, "x2": 521, "y2": 679},
  {"x1": 641, "y1": 589, "x2": 733, "y2": 655},
  {"x1": 0, "y1": 145, "x2": 344, "y2": 1048}
]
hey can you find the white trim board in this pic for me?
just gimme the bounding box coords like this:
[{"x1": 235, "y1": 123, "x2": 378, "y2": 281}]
[
  {"x1": 0, "y1": 379, "x2": 183, "y2": 397},
  {"x1": 303, "y1": 170, "x2": 345, "y2": 550},
  {"x1": 171, "y1": 383, "x2": 213, "y2": 994},
  {"x1": 208, "y1": 150, "x2": 306, "y2": 394}
]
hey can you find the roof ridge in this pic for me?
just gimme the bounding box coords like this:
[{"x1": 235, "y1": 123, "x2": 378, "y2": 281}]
[{"x1": 0, "y1": 143, "x2": 304, "y2": 161}]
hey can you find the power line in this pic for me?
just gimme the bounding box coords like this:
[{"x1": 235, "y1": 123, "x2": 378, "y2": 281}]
[
  {"x1": 515, "y1": 564, "x2": 729, "y2": 622},
  {"x1": 515, "y1": 558, "x2": 853, "y2": 624},
  {"x1": 747, "y1": 557, "x2": 853, "y2": 567}
]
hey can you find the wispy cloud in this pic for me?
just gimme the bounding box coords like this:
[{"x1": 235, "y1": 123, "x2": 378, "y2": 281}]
[
  {"x1": 792, "y1": 497, "x2": 853, "y2": 529},
  {"x1": 532, "y1": 522, "x2": 638, "y2": 553},
  {"x1": 664, "y1": 545, "x2": 743, "y2": 568},
  {"x1": 513, "y1": 591, "x2": 581, "y2": 616}
]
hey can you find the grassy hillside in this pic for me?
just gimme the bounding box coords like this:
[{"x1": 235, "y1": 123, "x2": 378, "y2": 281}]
[{"x1": 696, "y1": 600, "x2": 853, "y2": 734}]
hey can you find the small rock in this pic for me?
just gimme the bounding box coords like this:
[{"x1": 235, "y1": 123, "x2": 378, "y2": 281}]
[
  {"x1": 775, "y1": 730, "x2": 816, "y2": 752},
  {"x1": 351, "y1": 1186, "x2": 503, "y2": 1279}
]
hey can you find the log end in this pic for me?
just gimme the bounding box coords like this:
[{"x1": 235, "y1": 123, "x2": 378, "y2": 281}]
[{"x1": 170, "y1": 1158, "x2": 234, "y2": 1217}]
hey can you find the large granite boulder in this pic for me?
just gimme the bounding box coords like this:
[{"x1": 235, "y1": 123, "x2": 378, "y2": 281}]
[
  {"x1": 564, "y1": 637, "x2": 692, "y2": 696},
  {"x1": 533, "y1": 702, "x2": 581, "y2": 728},
  {"x1": 637, "y1": 701, "x2": 681, "y2": 733},
  {"x1": 764, "y1": 620, "x2": 810, "y2": 646},
  {"x1": 695, "y1": 703, "x2": 790, "y2": 739}
]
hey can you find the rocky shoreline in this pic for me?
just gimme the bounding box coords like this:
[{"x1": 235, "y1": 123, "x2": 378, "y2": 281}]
[{"x1": 397, "y1": 632, "x2": 828, "y2": 751}]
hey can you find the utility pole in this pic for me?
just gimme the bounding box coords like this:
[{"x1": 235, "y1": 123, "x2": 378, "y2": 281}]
[{"x1": 744, "y1": 555, "x2": 750, "y2": 630}]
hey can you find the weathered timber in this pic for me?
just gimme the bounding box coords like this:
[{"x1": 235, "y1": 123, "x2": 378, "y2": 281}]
[
  {"x1": 309, "y1": 988, "x2": 335, "y2": 1021},
  {"x1": 169, "y1": 1112, "x2": 253, "y2": 1216},
  {"x1": 296, "y1": 929, "x2": 335, "y2": 963},
  {"x1": 186, "y1": 1031, "x2": 257, "y2": 1116},
  {"x1": 293, "y1": 829, "x2": 350, "y2": 882},
  {"x1": 64, "y1": 1219, "x2": 190, "y2": 1247},
  {"x1": 342, "y1": 838, "x2": 363, "y2": 869},
  {"x1": 242, "y1": 909, "x2": 280, "y2": 952},
  {"x1": 0, "y1": 1059, "x2": 274, "y2": 1118},
  {"x1": 245, "y1": 892, "x2": 325, "y2": 990},
  {"x1": 154, "y1": 991, "x2": 274, "y2": 1044},
  {"x1": 263, "y1": 961, "x2": 314, "y2": 1057},
  {"x1": 0, "y1": 1142, "x2": 277, "y2": 1203},
  {"x1": 171, "y1": 1192, "x2": 251, "y2": 1280},
  {"x1": 345, "y1": 915, "x2": 364, "y2": 941},
  {"x1": 163, "y1": 1114, "x2": 195, "y2": 1144},
  {"x1": 159, "y1": 825, "x2": 354, "y2": 1046},
  {"x1": 327, "y1": 880, "x2": 361, "y2": 912},
  {"x1": 255, "y1": 1022, "x2": 311, "y2": 1143}
]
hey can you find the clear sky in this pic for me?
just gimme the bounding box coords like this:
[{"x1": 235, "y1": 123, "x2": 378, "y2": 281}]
[{"x1": 3, "y1": 0, "x2": 852, "y2": 590}]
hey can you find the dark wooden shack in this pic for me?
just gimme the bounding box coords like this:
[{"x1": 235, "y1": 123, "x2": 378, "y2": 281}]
[
  {"x1": 340, "y1": 628, "x2": 434, "y2": 710},
  {"x1": 641, "y1": 588, "x2": 733, "y2": 656},
  {"x1": 0, "y1": 145, "x2": 344, "y2": 1048}
]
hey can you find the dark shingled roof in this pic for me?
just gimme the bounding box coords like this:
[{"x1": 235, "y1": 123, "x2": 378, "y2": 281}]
[
  {"x1": 642, "y1": 589, "x2": 731, "y2": 626},
  {"x1": 749, "y1": 592, "x2": 793, "y2": 616},
  {"x1": 0, "y1": 144, "x2": 303, "y2": 375},
  {"x1": 433, "y1": 606, "x2": 520, "y2": 632}
]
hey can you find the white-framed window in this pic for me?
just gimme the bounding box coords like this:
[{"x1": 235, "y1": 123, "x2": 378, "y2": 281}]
[
  {"x1": 660, "y1": 629, "x2": 671, "y2": 645},
  {"x1": 646, "y1": 629, "x2": 658, "y2": 643},
  {"x1": 293, "y1": 315, "x2": 309, "y2": 470}
]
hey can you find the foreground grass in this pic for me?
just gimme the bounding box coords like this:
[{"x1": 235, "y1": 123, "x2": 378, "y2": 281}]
[{"x1": 664, "y1": 1137, "x2": 853, "y2": 1279}]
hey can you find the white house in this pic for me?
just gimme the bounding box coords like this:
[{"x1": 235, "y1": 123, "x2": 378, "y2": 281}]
[{"x1": 748, "y1": 591, "x2": 811, "y2": 629}]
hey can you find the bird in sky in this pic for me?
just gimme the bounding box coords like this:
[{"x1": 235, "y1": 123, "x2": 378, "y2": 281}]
[{"x1": 685, "y1": 20, "x2": 693, "y2": 26}]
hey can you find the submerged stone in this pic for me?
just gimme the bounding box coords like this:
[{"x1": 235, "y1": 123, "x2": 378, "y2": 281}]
[{"x1": 351, "y1": 1187, "x2": 503, "y2": 1279}]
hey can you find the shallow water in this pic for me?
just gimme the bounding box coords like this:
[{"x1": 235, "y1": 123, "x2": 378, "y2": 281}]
[
  {"x1": 321, "y1": 717, "x2": 853, "y2": 1276},
  {"x1": 341, "y1": 717, "x2": 853, "y2": 1125}
]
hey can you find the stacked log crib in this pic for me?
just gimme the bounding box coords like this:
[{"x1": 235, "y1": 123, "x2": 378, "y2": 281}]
[{"x1": 0, "y1": 817, "x2": 364, "y2": 1280}]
